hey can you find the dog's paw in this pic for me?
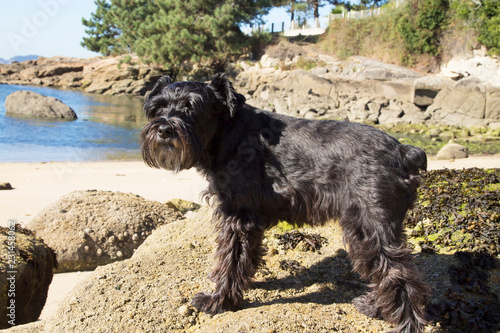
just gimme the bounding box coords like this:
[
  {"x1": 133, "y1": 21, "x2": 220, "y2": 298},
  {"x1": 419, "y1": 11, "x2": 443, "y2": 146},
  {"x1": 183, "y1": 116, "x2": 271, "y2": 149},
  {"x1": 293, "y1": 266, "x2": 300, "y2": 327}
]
[
  {"x1": 191, "y1": 292, "x2": 228, "y2": 315},
  {"x1": 353, "y1": 293, "x2": 381, "y2": 319}
]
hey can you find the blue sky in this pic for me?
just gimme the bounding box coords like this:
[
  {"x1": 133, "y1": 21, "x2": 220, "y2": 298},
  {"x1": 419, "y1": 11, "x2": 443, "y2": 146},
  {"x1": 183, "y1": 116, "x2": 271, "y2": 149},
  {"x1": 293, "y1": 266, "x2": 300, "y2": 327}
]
[{"x1": 0, "y1": 0, "x2": 334, "y2": 60}]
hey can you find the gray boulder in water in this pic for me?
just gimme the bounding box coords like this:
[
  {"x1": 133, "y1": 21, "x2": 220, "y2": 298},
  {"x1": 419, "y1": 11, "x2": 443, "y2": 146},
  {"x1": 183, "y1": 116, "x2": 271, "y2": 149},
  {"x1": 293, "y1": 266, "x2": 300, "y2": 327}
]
[{"x1": 5, "y1": 90, "x2": 77, "y2": 120}]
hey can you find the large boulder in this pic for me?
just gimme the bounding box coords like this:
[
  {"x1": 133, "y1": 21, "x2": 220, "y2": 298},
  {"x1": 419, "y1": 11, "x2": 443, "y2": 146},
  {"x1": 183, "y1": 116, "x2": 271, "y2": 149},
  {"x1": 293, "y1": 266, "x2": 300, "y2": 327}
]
[
  {"x1": 435, "y1": 143, "x2": 469, "y2": 160},
  {"x1": 0, "y1": 223, "x2": 57, "y2": 329},
  {"x1": 412, "y1": 76, "x2": 446, "y2": 107},
  {"x1": 5, "y1": 90, "x2": 77, "y2": 120},
  {"x1": 28, "y1": 190, "x2": 183, "y2": 272},
  {"x1": 10, "y1": 207, "x2": 394, "y2": 332},
  {"x1": 425, "y1": 78, "x2": 488, "y2": 127}
]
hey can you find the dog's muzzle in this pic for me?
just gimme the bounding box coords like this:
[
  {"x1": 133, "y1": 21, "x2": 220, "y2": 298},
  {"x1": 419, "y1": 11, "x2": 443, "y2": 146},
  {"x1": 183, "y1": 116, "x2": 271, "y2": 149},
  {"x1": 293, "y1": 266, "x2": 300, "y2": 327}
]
[{"x1": 157, "y1": 123, "x2": 175, "y2": 139}]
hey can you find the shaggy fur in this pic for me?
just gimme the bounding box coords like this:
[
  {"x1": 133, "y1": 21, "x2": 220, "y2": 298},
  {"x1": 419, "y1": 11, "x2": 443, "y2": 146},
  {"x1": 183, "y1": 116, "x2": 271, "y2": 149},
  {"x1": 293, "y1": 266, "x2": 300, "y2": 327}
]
[{"x1": 140, "y1": 73, "x2": 430, "y2": 333}]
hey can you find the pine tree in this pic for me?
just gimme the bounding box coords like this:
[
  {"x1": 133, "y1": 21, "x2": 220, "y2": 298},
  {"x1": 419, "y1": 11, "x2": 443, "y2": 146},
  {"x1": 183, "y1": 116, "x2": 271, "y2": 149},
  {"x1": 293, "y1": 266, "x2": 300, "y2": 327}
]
[
  {"x1": 81, "y1": 0, "x2": 119, "y2": 55},
  {"x1": 133, "y1": 0, "x2": 271, "y2": 77},
  {"x1": 81, "y1": 0, "x2": 272, "y2": 78}
]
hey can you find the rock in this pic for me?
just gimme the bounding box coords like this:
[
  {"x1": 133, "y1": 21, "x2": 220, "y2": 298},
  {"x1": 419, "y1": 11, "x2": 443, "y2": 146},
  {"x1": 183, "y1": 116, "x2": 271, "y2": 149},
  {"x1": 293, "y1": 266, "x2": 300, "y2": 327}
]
[
  {"x1": 166, "y1": 199, "x2": 202, "y2": 214},
  {"x1": 435, "y1": 143, "x2": 468, "y2": 160},
  {"x1": 5, "y1": 91, "x2": 77, "y2": 120},
  {"x1": 344, "y1": 56, "x2": 422, "y2": 81},
  {"x1": 28, "y1": 190, "x2": 183, "y2": 272},
  {"x1": 373, "y1": 80, "x2": 415, "y2": 101},
  {"x1": 426, "y1": 79, "x2": 488, "y2": 127},
  {"x1": 0, "y1": 223, "x2": 57, "y2": 328},
  {"x1": 177, "y1": 304, "x2": 194, "y2": 317},
  {"x1": 413, "y1": 76, "x2": 445, "y2": 107},
  {"x1": 485, "y1": 86, "x2": 500, "y2": 121},
  {"x1": 0, "y1": 183, "x2": 13, "y2": 190},
  {"x1": 438, "y1": 131, "x2": 455, "y2": 141},
  {"x1": 346, "y1": 96, "x2": 377, "y2": 123},
  {"x1": 440, "y1": 54, "x2": 500, "y2": 87},
  {"x1": 37, "y1": 64, "x2": 83, "y2": 78},
  {"x1": 15, "y1": 207, "x2": 393, "y2": 332},
  {"x1": 82, "y1": 55, "x2": 163, "y2": 96},
  {"x1": 260, "y1": 54, "x2": 280, "y2": 68},
  {"x1": 84, "y1": 79, "x2": 114, "y2": 94},
  {"x1": 0, "y1": 55, "x2": 163, "y2": 96}
]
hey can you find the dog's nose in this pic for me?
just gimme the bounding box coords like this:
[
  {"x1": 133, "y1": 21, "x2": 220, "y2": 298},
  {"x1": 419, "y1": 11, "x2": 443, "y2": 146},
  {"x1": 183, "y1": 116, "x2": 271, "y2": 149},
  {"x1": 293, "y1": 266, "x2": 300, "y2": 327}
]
[{"x1": 157, "y1": 124, "x2": 173, "y2": 139}]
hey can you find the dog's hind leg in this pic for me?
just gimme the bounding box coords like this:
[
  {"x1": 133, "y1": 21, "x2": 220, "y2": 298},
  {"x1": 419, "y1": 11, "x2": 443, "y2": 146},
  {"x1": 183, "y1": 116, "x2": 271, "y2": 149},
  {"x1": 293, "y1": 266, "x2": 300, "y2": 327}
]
[
  {"x1": 341, "y1": 204, "x2": 430, "y2": 333},
  {"x1": 191, "y1": 208, "x2": 266, "y2": 314}
]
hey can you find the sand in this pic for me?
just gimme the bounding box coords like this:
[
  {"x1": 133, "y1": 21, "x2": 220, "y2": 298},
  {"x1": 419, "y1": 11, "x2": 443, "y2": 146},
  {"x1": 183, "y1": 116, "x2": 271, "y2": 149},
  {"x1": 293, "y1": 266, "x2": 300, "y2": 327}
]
[{"x1": 0, "y1": 155, "x2": 498, "y2": 321}]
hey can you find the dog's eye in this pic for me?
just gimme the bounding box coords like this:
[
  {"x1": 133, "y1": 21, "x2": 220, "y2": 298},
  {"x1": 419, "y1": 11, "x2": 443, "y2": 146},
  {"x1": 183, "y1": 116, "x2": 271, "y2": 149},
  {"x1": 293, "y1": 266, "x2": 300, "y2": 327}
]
[{"x1": 154, "y1": 109, "x2": 167, "y2": 118}]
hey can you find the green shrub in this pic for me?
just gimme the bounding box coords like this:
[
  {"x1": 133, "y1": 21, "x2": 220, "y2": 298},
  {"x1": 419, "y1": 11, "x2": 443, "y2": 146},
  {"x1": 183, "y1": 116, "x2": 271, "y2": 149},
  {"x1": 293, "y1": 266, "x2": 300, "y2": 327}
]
[
  {"x1": 397, "y1": 0, "x2": 450, "y2": 56},
  {"x1": 476, "y1": 0, "x2": 500, "y2": 55}
]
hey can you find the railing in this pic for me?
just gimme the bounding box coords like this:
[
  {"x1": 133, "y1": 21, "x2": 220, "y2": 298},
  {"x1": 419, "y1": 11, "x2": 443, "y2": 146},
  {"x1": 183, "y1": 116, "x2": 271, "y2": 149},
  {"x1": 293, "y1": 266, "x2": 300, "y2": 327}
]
[{"x1": 327, "y1": 0, "x2": 404, "y2": 22}]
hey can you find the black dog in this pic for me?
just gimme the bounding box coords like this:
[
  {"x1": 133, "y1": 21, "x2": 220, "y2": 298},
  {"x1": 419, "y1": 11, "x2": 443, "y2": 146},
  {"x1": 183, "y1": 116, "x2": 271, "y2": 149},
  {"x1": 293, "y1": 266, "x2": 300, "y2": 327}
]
[{"x1": 141, "y1": 73, "x2": 430, "y2": 333}]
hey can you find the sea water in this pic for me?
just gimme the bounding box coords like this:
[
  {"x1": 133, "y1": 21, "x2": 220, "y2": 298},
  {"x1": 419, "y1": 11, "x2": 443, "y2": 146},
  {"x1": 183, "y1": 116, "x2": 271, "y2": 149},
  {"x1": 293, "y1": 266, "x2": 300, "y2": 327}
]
[{"x1": 0, "y1": 84, "x2": 146, "y2": 162}]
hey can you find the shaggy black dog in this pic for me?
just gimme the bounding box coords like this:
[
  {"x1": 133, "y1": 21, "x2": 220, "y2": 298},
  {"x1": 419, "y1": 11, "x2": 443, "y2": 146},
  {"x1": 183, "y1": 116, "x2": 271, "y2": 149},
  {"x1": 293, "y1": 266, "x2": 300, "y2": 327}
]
[{"x1": 141, "y1": 73, "x2": 430, "y2": 333}]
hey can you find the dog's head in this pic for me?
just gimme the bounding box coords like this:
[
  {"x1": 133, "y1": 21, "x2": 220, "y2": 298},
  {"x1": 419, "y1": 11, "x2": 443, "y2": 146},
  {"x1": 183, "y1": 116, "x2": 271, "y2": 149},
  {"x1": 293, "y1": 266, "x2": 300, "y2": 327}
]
[{"x1": 140, "y1": 73, "x2": 245, "y2": 172}]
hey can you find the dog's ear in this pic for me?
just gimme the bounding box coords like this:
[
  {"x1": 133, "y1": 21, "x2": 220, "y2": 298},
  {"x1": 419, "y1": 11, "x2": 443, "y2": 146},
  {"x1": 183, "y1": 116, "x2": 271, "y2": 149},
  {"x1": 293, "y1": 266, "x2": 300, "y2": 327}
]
[
  {"x1": 148, "y1": 75, "x2": 172, "y2": 98},
  {"x1": 210, "y1": 73, "x2": 245, "y2": 117},
  {"x1": 144, "y1": 76, "x2": 172, "y2": 118}
]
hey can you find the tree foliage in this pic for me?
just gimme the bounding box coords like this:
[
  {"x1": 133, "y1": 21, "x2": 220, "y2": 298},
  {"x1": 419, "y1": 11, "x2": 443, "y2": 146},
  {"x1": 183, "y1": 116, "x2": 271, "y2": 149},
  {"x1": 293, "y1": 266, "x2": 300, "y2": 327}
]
[
  {"x1": 453, "y1": 0, "x2": 500, "y2": 55},
  {"x1": 81, "y1": 0, "x2": 120, "y2": 56},
  {"x1": 397, "y1": 0, "x2": 450, "y2": 56},
  {"x1": 82, "y1": 0, "x2": 272, "y2": 77},
  {"x1": 476, "y1": 0, "x2": 500, "y2": 55}
]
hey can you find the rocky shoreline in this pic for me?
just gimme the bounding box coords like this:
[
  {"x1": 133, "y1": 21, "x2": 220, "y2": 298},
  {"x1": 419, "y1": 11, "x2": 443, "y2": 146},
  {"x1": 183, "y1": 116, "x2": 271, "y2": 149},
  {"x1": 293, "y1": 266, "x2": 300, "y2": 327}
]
[
  {"x1": 0, "y1": 54, "x2": 165, "y2": 96},
  {"x1": 232, "y1": 54, "x2": 500, "y2": 129},
  {"x1": 1, "y1": 52, "x2": 500, "y2": 129}
]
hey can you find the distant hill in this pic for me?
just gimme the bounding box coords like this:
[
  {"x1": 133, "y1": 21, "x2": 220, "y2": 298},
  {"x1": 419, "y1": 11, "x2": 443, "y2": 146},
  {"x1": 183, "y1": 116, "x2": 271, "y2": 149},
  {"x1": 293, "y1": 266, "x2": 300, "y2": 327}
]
[{"x1": 0, "y1": 55, "x2": 40, "y2": 64}]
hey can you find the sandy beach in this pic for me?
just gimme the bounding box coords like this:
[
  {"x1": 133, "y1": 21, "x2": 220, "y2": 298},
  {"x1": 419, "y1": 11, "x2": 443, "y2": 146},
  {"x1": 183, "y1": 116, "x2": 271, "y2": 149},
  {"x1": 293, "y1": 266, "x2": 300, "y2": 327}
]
[{"x1": 0, "y1": 155, "x2": 498, "y2": 321}]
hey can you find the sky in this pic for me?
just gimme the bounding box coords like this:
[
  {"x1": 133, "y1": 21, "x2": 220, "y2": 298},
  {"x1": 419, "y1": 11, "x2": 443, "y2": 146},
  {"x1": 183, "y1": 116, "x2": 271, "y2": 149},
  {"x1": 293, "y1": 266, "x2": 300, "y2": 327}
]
[{"x1": 0, "y1": 0, "x2": 335, "y2": 60}]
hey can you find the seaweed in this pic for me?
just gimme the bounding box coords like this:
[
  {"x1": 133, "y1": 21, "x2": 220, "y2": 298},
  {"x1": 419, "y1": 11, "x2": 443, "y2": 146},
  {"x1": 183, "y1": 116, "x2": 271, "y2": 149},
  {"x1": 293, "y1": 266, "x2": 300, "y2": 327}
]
[
  {"x1": 428, "y1": 252, "x2": 500, "y2": 332},
  {"x1": 406, "y1": 168, "x2": 500, "y2": 255},
  {"x1": 407, "y1": 168, "x2": 500, "y2": 332},
  {"x1": 275, "y1": 230, "x2": 329, "y2": 252}
]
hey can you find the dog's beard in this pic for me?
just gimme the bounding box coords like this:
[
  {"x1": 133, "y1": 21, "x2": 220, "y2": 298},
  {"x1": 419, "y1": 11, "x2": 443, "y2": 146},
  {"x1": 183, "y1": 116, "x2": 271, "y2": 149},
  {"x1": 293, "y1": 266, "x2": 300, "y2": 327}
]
[{"x1": 140, "y1": 119, "x2": 200, "y2": 172}]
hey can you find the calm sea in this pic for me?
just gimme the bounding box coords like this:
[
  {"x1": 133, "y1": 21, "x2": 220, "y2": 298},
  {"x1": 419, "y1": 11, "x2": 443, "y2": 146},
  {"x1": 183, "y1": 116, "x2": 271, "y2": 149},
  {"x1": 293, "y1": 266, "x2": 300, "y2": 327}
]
[{"x1": 0, "y1": 84, "x2": 147, "y2": 162}]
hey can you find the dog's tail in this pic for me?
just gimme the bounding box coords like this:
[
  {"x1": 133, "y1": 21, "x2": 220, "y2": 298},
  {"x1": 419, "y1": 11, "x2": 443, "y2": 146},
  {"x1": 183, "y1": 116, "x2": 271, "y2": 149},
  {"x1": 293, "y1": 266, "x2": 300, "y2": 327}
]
[{"x1": 400, "y1": 144, "x2": 427, "y2": 174}]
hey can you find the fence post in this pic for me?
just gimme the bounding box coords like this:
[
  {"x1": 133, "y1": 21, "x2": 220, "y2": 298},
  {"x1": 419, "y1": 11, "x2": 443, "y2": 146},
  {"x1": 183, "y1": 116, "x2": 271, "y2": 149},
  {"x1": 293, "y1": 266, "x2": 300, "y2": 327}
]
[{"x1": 282, "y1": 21, "x2": 285, "y2": 33}]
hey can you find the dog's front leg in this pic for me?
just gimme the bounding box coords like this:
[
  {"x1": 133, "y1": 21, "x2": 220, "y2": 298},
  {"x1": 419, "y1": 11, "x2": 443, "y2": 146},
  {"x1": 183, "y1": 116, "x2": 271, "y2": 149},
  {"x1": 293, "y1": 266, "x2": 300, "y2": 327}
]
[{"x1": 191, "y1": 208, "x2": 266, "y2": 315}]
